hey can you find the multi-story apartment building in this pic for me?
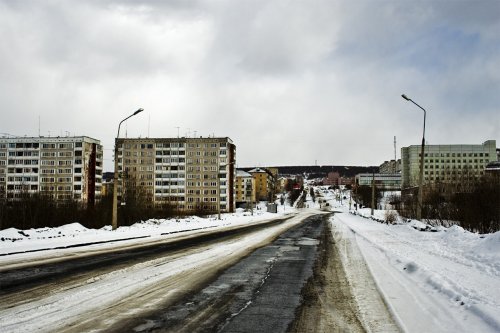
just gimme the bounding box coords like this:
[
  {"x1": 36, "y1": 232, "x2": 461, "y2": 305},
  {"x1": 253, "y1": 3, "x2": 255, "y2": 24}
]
[
  {"x1": 323, "y1": 171, "x2": 340, "y2": 186},
  {"x1": 235, "y1": 170, "x2": 255, "y2": 207},
  {"x1": 323, "y1": 171, "x2": 355, "y2": 187},
  {"x1": 380, "y1": 159, "x2": 401, "y2": 174},
  {"x1": 0, "y1": 136, "x2": 102, "y2": 203},
  {"x1": 116, "y1": 137, "x2": 236, "y2": 213},
  {"x1": 401, "y1": 140, "x2": 497, "y2": 188},
  {"x1": 248, "y1": 168, "x2": 275, "y2": 201},
  {"x1": 276, "y1": 177, "x2": 288, "y2": 193}
]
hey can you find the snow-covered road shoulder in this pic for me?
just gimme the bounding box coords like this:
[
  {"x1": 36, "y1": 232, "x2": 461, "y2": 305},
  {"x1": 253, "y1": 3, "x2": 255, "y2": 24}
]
[
  {"x1": 0, "y1": 206, "x2": 296, "y2": 265},
  {"x1": 332, "y1": 212, "x2": 500, "y2": 333}
]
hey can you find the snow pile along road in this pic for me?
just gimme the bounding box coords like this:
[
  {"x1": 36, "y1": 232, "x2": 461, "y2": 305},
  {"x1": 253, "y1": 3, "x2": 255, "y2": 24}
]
[
  {"x1": 0, "y1": 204, "x2": 292, "y2": 257},
  {"x1": 333, "y1": 209, "x2": 500, "y2": 333}
]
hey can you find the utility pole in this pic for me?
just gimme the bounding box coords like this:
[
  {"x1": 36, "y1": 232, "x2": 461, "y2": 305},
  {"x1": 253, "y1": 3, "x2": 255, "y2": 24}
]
[
  {"x1": 371, "y1": 170, "x2": 375, "y2": 216},
  {"x1": 394, "y1": 136, "x2": 397, "y2": 173},
  {"x1": 349, "y1": 191, "x2": 352, "y2": 210}
]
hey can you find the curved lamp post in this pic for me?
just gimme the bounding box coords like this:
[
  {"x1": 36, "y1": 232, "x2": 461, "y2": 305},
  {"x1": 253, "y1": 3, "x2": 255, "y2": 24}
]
[
  {"x1": 112, "y1": 108, "x2": 144, "y2": 230},
  {"x1": 402, "y1": 94, "x2": 426, "y2": 221}
]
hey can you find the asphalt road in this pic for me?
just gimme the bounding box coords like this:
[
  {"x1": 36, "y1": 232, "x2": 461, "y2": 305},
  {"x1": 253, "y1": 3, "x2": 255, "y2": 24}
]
[
  {"x1": 0, "y1": 215, "x2": 292, "y2": 294},
  {"x1": 124, "y1": 214, "x2": 327, "y2": 333},
  {"x1": 1, "y1": 211, "x2": 400, "y2": 332}
]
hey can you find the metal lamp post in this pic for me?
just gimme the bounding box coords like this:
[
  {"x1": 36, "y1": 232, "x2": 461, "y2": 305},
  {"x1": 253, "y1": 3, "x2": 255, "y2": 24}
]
[
  {"x1": 402, "y1": 94, "x2": 426, "y2": 221},
  {"x1": 111, "y1": 108, "x2": 144, "y2": 230}
]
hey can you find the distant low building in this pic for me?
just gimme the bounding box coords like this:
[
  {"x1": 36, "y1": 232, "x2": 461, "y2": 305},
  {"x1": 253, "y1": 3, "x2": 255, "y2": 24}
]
[
  {"x1": 248, "y1": 167, "x2": 276, "y2": 201},
  {"x1": 323, "y1": 172, "x2": 339, "y2": 186},
  {"x1": 235, "y1": 170, "x2": 255, "y2": 207},
  {"x1": 339, "y1": 176, "x2": 354, "y2": 186},
  {"x1": 485, "y1": 161, "x2": 500, "y2": 178},
  {"x1": 355, "y1": 173, "x2": 401, "y2": 190},
  {"x1": 379, "y1": 159, "x2": 401, "y2": 174},
  {"x1": 101, "y1": 172, "x2": 114, "y2": 197},
  {"x1": 323, "y1": 171, "x2": 354, "y2": 187},
  {"x1": 276, "y1": 176, "x2": 288, "y2": 193}
]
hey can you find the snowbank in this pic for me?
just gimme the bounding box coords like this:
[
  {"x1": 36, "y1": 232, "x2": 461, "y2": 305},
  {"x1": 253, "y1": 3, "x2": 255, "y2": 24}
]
[
  {"x1": 333, "y1": 211, "x2": 500, "y2": 333},
  {"x1": 0, "y1": 204, "x2": 295, "y2": 256}
]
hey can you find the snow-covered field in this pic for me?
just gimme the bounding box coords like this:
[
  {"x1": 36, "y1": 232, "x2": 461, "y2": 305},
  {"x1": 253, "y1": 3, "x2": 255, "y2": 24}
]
[{"x1": 2, "y1": 187, "x2": 499, "y2": 332}]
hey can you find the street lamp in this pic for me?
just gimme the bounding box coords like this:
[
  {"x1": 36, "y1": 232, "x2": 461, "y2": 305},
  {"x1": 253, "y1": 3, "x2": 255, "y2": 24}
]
[
  {"x1": 112, "y1": 108, "x2": 144, "y2": 230},
  {"x1": 402, "y1": 94, "x2": 426, "y2": 221}
]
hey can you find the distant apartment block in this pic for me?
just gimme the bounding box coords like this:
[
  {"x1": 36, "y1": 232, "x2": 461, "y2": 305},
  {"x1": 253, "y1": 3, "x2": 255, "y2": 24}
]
[
  {"x1": 235, "y1": 170, "x2": 255, "y2": 207},
  {"x1": 323, "y1": 172, "x2": 339, "y2": 186},
  {"x1": 0, "y1": 136, "x2": 102, "y2": 203},
  {"x1": 276, "y1": 177, "x2": 287, "y2": 193},
  {"x1": 401, "y1": 140, "x2": 497, "y2": 188},
  {"x1": 116, "y1": 137, "x2": 236, "y2": 213},
  {"x1": 323, "y1": 171, "x2": 354, "y2": 187},
  {"x1": 379, "y1": 159, "x2": 401, "y2": 174}
]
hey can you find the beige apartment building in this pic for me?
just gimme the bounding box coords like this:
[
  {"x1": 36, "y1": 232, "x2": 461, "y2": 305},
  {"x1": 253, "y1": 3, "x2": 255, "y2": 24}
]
[
  {"x1": 380, "y1": 159, "x2": 401, "y2": 174},
  {"x1": 0, "y1": 136, "x2": 103, "y2": 204},
  {"x1": 401, "y1": 140, "x2": 497, "y2": 188},
  {"x1": 116, "y1": 137, "x2": 236, "y2": 213}
]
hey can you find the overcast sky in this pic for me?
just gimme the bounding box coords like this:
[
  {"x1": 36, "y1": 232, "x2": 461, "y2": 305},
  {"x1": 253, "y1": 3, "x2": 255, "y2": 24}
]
[{"x1": 1, "y1": 0, "x2": 499, "y2": 170}]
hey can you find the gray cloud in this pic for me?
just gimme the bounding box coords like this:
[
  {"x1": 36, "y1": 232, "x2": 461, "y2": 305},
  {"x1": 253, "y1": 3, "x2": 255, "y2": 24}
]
[{"x1": 0, "y1": 0, "x2": 498, "y2": 169}]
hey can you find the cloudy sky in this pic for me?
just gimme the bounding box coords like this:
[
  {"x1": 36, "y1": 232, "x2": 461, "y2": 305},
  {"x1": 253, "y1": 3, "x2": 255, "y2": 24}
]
[{"x1": 1, "y1": 0, "x2": 499, "y2": 170}]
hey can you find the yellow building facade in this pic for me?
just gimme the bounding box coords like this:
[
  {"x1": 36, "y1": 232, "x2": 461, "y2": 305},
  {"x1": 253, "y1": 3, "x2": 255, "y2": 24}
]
[
  {"x1": 248, "y1": 167, "x2": 276, "y2": 202},
  {"x1": 235, "y1": 170, "x2": 255, "y2": 207}
]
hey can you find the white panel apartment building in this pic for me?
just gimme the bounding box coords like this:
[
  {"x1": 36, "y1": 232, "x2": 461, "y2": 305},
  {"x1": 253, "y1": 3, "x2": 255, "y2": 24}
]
[
  {"x1": 116, "y1": 137, "x2": 236, "y2": 213},
  {"x1": 401, "y1": 140, "x2": 497, "y2": 188},
  {"x1": 0, "y1": 136, "x2": 103, "y2": 203}
]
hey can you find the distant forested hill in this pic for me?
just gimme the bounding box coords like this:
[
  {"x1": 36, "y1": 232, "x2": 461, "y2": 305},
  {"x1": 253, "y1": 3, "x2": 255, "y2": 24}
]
[{"x1": 241, "y1": 165, "x2": 378, "y2": 178}]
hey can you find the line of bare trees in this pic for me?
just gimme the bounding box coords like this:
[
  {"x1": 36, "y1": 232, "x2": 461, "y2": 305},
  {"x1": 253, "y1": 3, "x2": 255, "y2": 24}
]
[
  {"x1": 0, "y1": 174, "x2": 179, "y2": 230},
  {"x1": 396, "y1": 174, "x2": 500, "y2": 233},
  {"x1": 0, "y1": 193, "x2": 112, "y2": 230},
  {"x1": 352, "y1": 186, "x2": 383, "y2": 209}
]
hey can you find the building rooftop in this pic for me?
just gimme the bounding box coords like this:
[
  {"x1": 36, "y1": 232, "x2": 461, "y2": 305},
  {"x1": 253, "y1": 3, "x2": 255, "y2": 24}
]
[{"x1": 236, "y1": 170, "x2": 252, "y2": 177}]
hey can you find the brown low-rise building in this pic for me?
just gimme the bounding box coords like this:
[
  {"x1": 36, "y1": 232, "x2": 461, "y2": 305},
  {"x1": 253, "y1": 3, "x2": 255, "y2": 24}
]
[{"x1": 323, "y1": 171, "x2": 354, "y2": 187}]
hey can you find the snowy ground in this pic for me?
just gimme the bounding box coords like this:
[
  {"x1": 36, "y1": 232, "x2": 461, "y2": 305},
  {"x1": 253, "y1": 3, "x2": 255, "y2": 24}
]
[
  {"x1": 2, "y1": 187, "x2": 500, "y2": 332},
  {"x1": 0, "y1": 202, "x2": 290, "y2": 260},
  {"x1": 0, "y1": 210, "x2": 318, "y2": 333},
  {"x1": 305, "y1": 185, "x2": 500, "y2": 332}
]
